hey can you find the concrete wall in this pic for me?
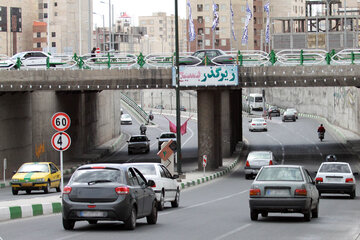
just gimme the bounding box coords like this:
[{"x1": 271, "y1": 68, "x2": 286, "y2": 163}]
[
  {"x1": 0, "y1": 90, "x2": 122, "y2": 180},
  {"x1": 265, "y1": 87, "x2": 360, "y2": 133}
]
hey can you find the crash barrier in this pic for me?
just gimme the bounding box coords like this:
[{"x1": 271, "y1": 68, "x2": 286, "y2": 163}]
[
  {"x1": 2, "y1": 49, "x2": 360, "y2": 70},
  {"x1": 120, "y1": 93, "x2": 149, "y2": 122}
]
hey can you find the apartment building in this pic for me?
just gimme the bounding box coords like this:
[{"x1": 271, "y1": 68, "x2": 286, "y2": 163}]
[
  {"x1": 0, "y1": 0, "x2": 92, "y2": 56},
  {"x1": 139, "y1": 12, "x2": 187, "y2": 54}
]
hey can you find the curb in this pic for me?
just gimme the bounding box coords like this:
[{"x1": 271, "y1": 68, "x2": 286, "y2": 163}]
[
  {"x1": 0, "y1": 202, "x2": 61, "y2": 222},
  {"x1": 180, "y1": 155, "x2": 240, "y2": 190}
]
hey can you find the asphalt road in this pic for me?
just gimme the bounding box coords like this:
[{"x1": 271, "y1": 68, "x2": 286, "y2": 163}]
[{"x1": 1, "y1": 113, "x2": 360, "y2": 240}]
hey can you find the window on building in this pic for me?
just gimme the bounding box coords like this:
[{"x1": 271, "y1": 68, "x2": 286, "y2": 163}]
[
  {"x1": 254, "y1": 29, "x2": 257, "y2": 36},
  {"x1": 205, "y1": 28, "x2": 210, "y2": 35},
  {"x1": 44, "y1": 3, "x2": 48, "y2": 9},
  {"x1": 37, "y1": 32, "x2": 41, "y2": 38},
  {"x1": 44, "y1": 13, "x2": 48, "y2": 18},
  {"x1": 254, "y1": 40, "x2": 257, "y2": 46},
  {"x1": 52, "y1": 42, "x2": 56, "y2": 47},
  {"x1": 55, "y1": 12, "x2": 58, "y2": 16},
  {"x1": 198, "y1": 40, "x2": 203, "y2": 48},
  {"x1": 54, "y1": 2, "x2": 58, "y2": 7},
  {"x1": 197, "y1": 4, "x2": 203, "y2": 12},
  {"x1": 205, "y1": 39, "x2": 211, "y2": 46},
  {"x1": 52, "y1": 32, "x2": 56, "y2": 37},
  {"x1": 159, "y1": 20, "x2": 163, "y2": 24},
  {"x1": 204, "y1": 4, "x2": 210, "y2": 11},
  {"x1": 197, "y1": 16, "x2": 203, "y2": 24},
  {"x1": 205, "y1": 16, "x2": 210, "y2": 23},
  {"x1": 221, "y1": 39, "x2": 227, "y2": 46},
  {"x1": 198, "y1": 28, "x2": 203, "y2": 35},
  {"x1": 254, "y1": 17, "x2": 257, "y2": 24},
  {"x1": 37, "y1": 42, "x2": 41, "y2": 48},
  {"x1": 159, "y1": 27, "x2": 163, "y2": 31},
  {"x1": 254, "y1": 6, "x2": 257, "y2": 12},
  {"x1": 215, "y1": 39, "x2": 219, "y2": 46}
]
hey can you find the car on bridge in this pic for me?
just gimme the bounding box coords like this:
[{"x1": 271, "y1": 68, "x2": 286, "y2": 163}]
[
  {"x1": 127, "y1": 135, "x2": 150, "y2": 154},
  {"x1": 62, "y1": 163, "x2": 157, "y2": 230},
  {"x1": 244, "y1": 151, "x2": 276, "y2": 179},
  {"x1": 123, "y1": 163, "x2": 180, "y2": 211},
  {"x1": 10, "y1": 162, "x2": 61, "y2": 195},
  {"x1": 315, "y1": 162, "x2": 357, "y2": 199},
  {"x1": 0, "y1": 51, "x2": 61, "y2": 69},
  {"x1": 179, "y1": 49, "x2": 235, "y2": 66},
  {"x1": 249, "y1": 165, "x2": 320, "y2": 221}
]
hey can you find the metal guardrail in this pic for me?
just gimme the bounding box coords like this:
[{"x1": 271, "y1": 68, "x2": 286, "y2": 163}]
[
  {"x1": 3, "y1": 49, "x2": 360, "y2": 70},
  {"x1": 120, "y1": 93, "x2": 149, "y2": 122}
]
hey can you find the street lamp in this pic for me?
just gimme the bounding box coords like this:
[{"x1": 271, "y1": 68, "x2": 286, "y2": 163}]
[
  {"x1": 100, "y1": 0, "x2": 113, "y2": 51},
  {"x1": 93, "y1": 12, "x2": 105, "y2": 51}
]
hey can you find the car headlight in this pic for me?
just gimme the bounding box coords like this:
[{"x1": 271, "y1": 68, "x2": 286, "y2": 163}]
[{"x1": 36, "y1": 178, "x2": 45, "y2": 182}]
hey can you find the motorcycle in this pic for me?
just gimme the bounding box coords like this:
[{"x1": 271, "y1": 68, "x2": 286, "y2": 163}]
[{"x1": 318, "y1": 132, "x2": 324, "y2": 141}]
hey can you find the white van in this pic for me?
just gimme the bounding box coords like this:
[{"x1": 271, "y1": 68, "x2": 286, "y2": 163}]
[{"x1": 248, "y1": 93, "x2": 264, "y2": 111}]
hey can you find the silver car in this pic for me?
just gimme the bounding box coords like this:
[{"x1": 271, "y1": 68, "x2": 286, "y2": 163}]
[
  {"x1": 157, "y1": 132, "x2": 177, "y2": 150},
  {"x1": 244, "y1": 151, "x2": 276, "y2": 179},
  {"x1": 121, "y1": 114, "x2": 132, "y2": 125},
  {"x1": 248, "y1": 118, "x2": 267, "y2": 132},
  {"x1": 127, "y1": 135, "x2": 150, "y2": 154},
  {"x1": 282, "y1": 110, "x2": 296, "y2": 122},
  {"x1": 249, "y1": 165, "x2": 319, "y2": 221}
]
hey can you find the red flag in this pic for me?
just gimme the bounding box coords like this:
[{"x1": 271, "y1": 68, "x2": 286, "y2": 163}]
[
  {"x1": 163, "y1": 115, "x2": 192, "y2": 135},
  {"x1": 169, "y1": 120, "x2": 177, "y2": 133}
]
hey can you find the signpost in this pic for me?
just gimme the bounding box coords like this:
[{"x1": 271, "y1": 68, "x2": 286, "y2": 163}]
[
  {"x1": 157, "y1": 140, "x2": 175, "y2": 175},
  {"x1": 203, "y1": 155, "x2": 207, "y2": 176},
  {"x1": 3, "y1": 158, "x2": 6, "y2": 185},
  {"x1": 51, "y1": 112, "x2": 71, "y2": 193}
]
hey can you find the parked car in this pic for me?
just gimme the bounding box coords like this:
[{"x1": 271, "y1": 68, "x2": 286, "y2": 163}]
[
  {"x1": 62, "y1": 163, "x2": 157, "y2": 230},
  {"x1": 120, "y1": 113, "x2": 132, "y2": 125},
  {"x1": 249, "y1": 165, "x2": 319, "y2": 221},
  {"x1": 248, "y1": 118, "x2": 267, "y2": 132},
  {"x1": 157, "y1": 132, "x2": 177, "y2": 151},
  {"x1": 180, "y1": 106, "x2": 187, "y2": 111},
  {"x1": 282, "y1": 110, "x2": 296, "y2": 122},
  {"x1": 179, "y1": 49, "x2": 235, "y2": 66},
  {"x1": 268, "y1": 106, "x2": 280, "y2": 117},
  {"x1": 11, "y1": 162, "x2": 61, "y2": 195},
  {"x1": 0, "y1": 51, "x2": 60, "y2": 69},
  {"x1": 123, "y1": 163, "x2": 180, "y2": 210},
  {"x1": 127, "y1": 135, "x2": 150, "y2": 154},
  {"x1": 154, "y1": 105, "x2": 164, "y2": 110},
  {"x1": 315, "y1": 162, "x2": 357, "y2": 199},
  {"x1": 244, "y1": 151, "x2": 276, "y2": 179},
  {"x1": 286, "y1": 108, "x2": 298, "y2": 119}
]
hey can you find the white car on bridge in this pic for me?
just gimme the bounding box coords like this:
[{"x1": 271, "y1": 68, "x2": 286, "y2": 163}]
[{"x1": 0, "y1": 51, "x2": 61, "y2": 69}]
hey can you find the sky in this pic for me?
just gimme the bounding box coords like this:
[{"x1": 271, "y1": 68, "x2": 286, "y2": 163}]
[{"x1": 92, "y1": 0, "x2": 187, "y2": 28}]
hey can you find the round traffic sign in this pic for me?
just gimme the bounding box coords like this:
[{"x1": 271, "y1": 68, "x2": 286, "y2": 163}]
[
  {"x1": 203, "y1": 155, "x2": 207, "y2": 167},
  {"x1": 51, "y1": 112, "x2": 71, "y2": 132},
  {"x1": 51, "y1": 132, "x2": 71, "y2": 151}
]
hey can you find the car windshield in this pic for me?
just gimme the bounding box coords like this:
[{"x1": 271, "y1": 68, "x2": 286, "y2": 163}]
[
  {"x1": 319, "y1": 164, "x2": 351, "y2": 173},
  {"x1": 284, "y1": 111, "x2": 293, "y2": 115},
  {"x1": 122, "y1": 114, "x2": 130, "y2": 119},
  {"x1": 160, "y1": 133, "x2": 176, "y2": 138},
  {"x1": 287, "y1": 109, "x2": 296, "y2": 113},
  {"x1": 130, "y1": 136, "x2": 147, "y2": 142},
  {"x1": 255, "y1": 97, "x2": 263, "y2": 102},
  {"x1": 252, "y1": 118, "x2": 265, "y2": 123},
  {"x1": 133, "y1": 165, "x2": 157, "y2": 176},
  {"x1": 11, "y1": 52, "x2": 25, "y2": 60},
  {"x1": 70, "y1": 169, "x2": 124, "y2": 183},
  {"x1": 257, "y1": 167, "x2": 304, "y2": 181},
  {"x1": 248, "y1": 152, "x2": 271, "y2": 160},
  {"x1": 17, "y1": 163, "x2": 49, "y2": 173}
]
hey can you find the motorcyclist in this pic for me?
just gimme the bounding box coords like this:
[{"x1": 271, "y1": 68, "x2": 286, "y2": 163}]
[
  {"x1": 140, "y1": 124, "x2": 147, "y2": 135},
  {"x1": 317, "y1": 124, "x2": 325, "y2": 140}
]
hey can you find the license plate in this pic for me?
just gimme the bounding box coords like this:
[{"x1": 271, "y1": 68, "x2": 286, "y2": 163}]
[
  {"x1": 326, "y1": 177, "x2": 343, "y2": 183},
  {"x1": 22, "y1": 183, "x2": 32, "y2": 187},
  {"x1": 266, "y1": 189, "x2": 290, "y2": 196},
  {"x1": 78, "y1": 211, "x2": 107, "y2": 217}
]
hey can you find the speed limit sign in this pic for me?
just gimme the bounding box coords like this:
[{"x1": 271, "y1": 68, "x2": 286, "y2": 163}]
[
  {"x1": 51, "y1": 132, "x2": 71, "y2": 151},
  {"x1": 51, "y1": 112, "x2": 71, "y2": 132}
]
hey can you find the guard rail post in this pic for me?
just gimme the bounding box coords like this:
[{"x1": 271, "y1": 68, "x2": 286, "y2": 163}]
[
  {"x1": 107, "y1": 52, "x2": 111, "y2": 69},
  {"x1": 269, "y1": 50, "x2": 276, "y2": 65},
  {"x1": 46, "y1": 57, "x2": 50, "y2": 69},
  {"x1": 16, "y1": 57, "x2": 22, "y2": 69},
  {"x1": 300, "y1": 49, "x2": 304, "y2": 66},
  {"x1": 351, "y1": 51, "x2": 355, "y2": 65},
  {"x1": 137, "y1": 53, "x2": 146, "y2": 68},
  {"x1": 326, "y1": 52, "x2": 331, "y2": 65}
]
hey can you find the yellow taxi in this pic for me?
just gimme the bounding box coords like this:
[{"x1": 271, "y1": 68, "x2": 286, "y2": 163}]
[{"x1": 11, "y1": 162, "x2": 61, "y2": 195}]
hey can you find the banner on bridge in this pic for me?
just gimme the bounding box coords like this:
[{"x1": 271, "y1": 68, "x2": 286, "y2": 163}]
[{"x1": 172, "y1": 66, "x2": 238, "y2": 87}]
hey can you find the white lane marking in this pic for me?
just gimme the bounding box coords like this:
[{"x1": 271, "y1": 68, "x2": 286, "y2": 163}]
[
  {"x1": 159, "y1": 190, "x2": 248, "y2": 216},
  {"x1": 182, "y1": 125, "x2": 194, "y2": 148},
  {"x1": 213, "y1": 224, "x2": 252, "y2": 240},
  {"x1": 266, "y1": 133, "x2": 285, "y2": 164}
]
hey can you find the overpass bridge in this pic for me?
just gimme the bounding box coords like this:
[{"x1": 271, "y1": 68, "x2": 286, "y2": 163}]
[{"x1": 1, "y1": 48, "x2": 360, "y2": 177}]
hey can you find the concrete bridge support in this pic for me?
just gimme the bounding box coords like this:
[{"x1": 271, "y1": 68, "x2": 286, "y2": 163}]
[{"x1": 197, "y1": 89, "x2": 243, "y2": 170}]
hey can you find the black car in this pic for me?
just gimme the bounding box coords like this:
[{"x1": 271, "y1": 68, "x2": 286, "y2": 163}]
[
  {"x1": 62, "y1": 164, "x2": 157, "y2": 230},
  {"x1": 127, "y1": 135, "x2": 150, "y2": 154},
  {"x1": 268, "y1": 106, "x2": 280, "y2": 117},
  {"x1": 179, "y1": 49, "x2": 235, "y2": 66}
]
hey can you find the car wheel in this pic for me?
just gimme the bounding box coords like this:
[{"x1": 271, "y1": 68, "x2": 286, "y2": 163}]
[
  {"x1": 264, "y1": 129, "x2": 268, "y2": 132},
  {"x1": 171, "y1": 189, "x2": 180, "y2": 208},
  {"x1": 293, "y1": 119, "x2": 296, "y2": 122},
  {"x1": 245, "y1": 174, "x2": 250, "y2": 180},
  {"x1": 261, "y1": 212, "x2": 268, "y2": 218},
  {"x1": 146, "y1": 201, "x2": 158, "y2": 224},
  {"x1": 350, "y1": 190, "x2": 356, "y2": 199},
  {"x1": 124, "y1": 206, "x2": 137, "y2": 230},
  {"x1": 304, "y1": 209, "x2": 312, "y2": 222},
  {"x1": 250, "y1": 210, "x2": 258, "y2": 221},
  {"x1": 312, "y1": 201, "x2": 319, "y2": 218},
  {"x1": 88, "y1": 220, "x2": 98, "y2": 224},
  {"x1": 44, "y1": 181, "x2": 50, "y2": 194},
  {"x1": 26, "y1": 189, "x2": 31, "y2": 194},
  {"x1": 12, "y1": 188, "x2": 18, "y2": 195},
  {"x1": 63, "y1": 218, "x2": 75, "y2": 230},
  {"x1": 158, "y1": 192, "x2": 165, "y2": 211}
]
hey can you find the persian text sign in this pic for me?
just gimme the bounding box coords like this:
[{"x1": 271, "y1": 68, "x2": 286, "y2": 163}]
[{"x1": 173, "y1": 65, "x2": 238, "y2": 87}]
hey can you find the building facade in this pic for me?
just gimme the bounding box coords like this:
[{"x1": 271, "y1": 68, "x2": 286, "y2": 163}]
[
  {"x1": 0, "y1": 0, "x2": 92, "y2": 56},
  {"x1": 139, "y1": 12, "x2": 187, "y2": 54}
]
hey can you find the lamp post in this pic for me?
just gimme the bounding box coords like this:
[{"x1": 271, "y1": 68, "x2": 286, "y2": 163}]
[
  {"x1": 175, "y1": 0, "x2": 182, "y2": 175},
  {"x1": 94, "y1": 12, "x2": 105, "y2": 52}
]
